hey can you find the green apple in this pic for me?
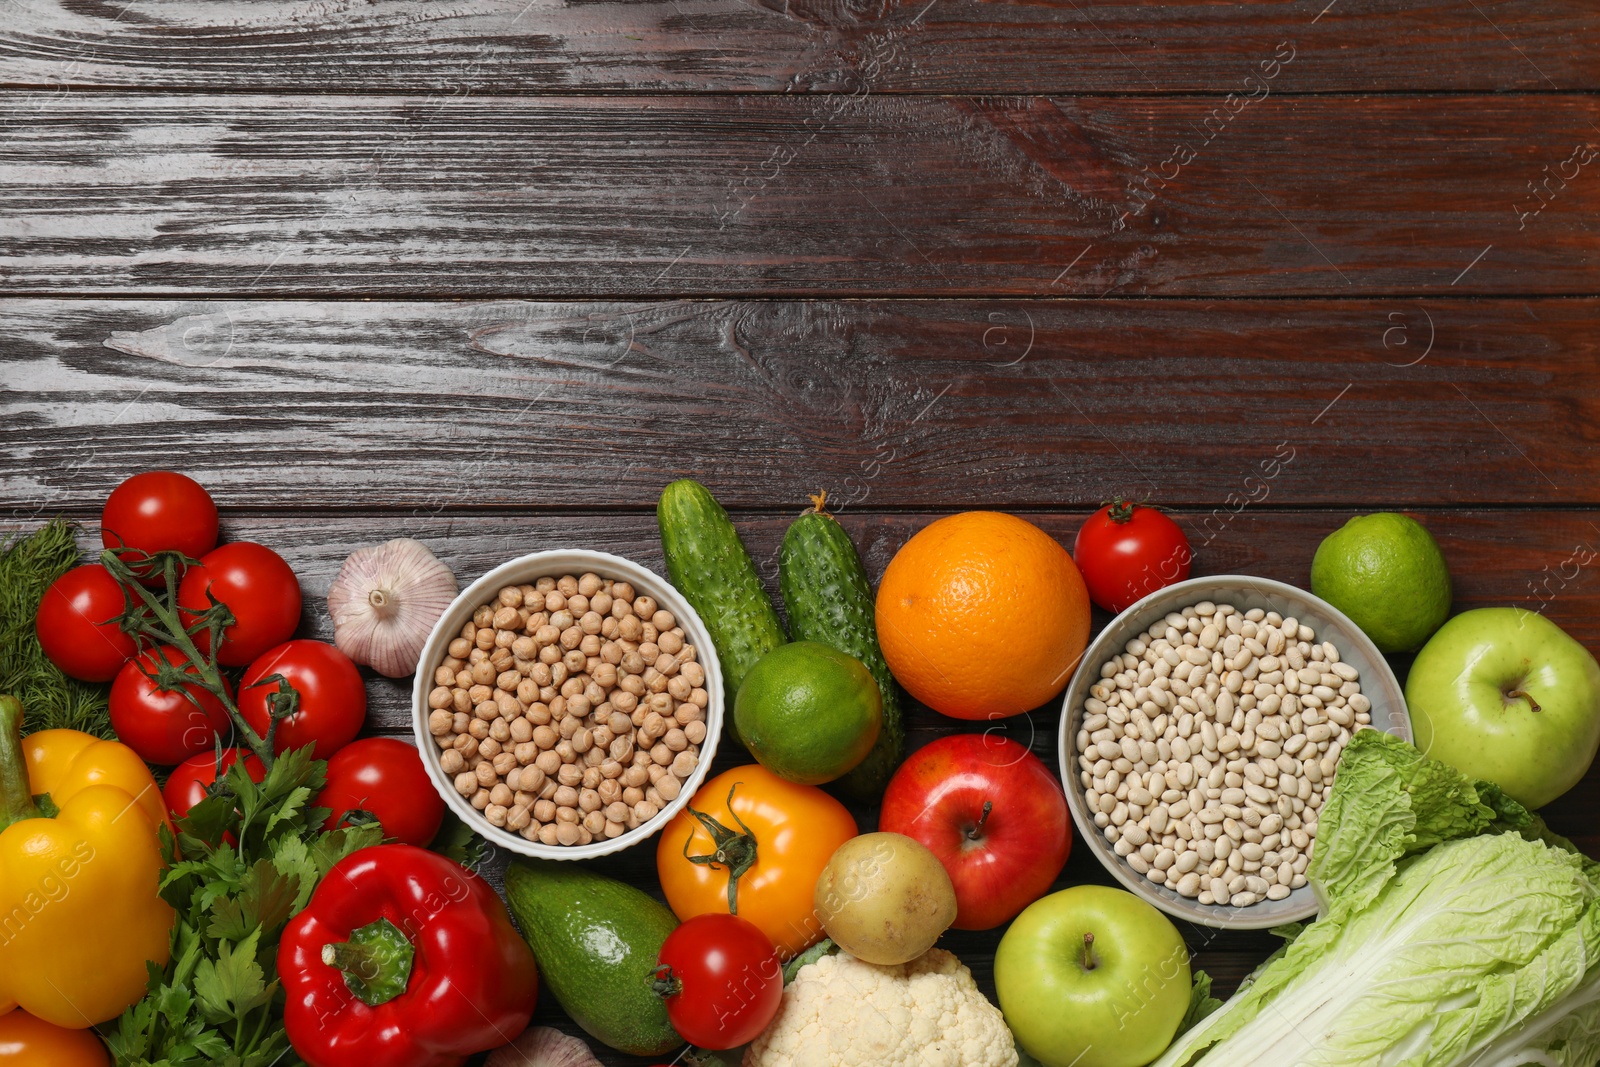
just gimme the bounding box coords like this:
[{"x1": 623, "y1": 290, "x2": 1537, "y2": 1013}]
[
  {"x1": 1407, "y1": 607, "x2": 1600, "y2": 809},
  {"x1": 994, "y1": 885, "x2": 1190, "y2": 1067}
]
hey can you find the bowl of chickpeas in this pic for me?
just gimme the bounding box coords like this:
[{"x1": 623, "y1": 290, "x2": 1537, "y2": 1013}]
[{"x1": 412, "y1": 549, "x2": 723, "y2": 860}]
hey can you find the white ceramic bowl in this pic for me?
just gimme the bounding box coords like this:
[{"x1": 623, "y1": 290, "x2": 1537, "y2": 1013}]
[
  {"x1": 1058, "y1": 575, "x2": 1410, "y2": 929},
  {"x1": 412, "y1": 549, "x2": 723, "y2": 860}
]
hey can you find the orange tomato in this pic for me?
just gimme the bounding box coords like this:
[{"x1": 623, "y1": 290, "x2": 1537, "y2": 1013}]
[
  {"x1": 0, "y1": 1009, "x2": 110, "y2": 1065},
  {"x1": 657, "y1": 765, "x2": 857, "y2": 958}
]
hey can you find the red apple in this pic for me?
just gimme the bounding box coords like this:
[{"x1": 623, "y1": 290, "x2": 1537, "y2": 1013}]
[{"x1": 879, "y1": 733, "x2": 1071, "y2": 930}]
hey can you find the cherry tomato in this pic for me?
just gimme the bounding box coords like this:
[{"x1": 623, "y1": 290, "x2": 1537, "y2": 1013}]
[
  {"x1": 658, "y1": 764, "x2": 858, "y2": 958},
  {"x1": 317, "y1": 737, "x2": 444, "y2": 846},
  {"x1": 101, "y1": 470, "x2": 219, "y2": 583},
  {"x1": 238, "y1": 639, "x2": 366, "y2": 759},
  {"x1": 1073, "y1": 500, "x2": 1193, "y2": 613},
  {"x1": 35, "y1": 563, "x2": 139, "y2": 682},
  {"x1": 654, "y1": 913, "x2": 782, "y2": 1049},
  {"x1": 110, "y1": 646, "x2": 234, "y2": 765},
  {"x1": 177, "y1": 542, "x2": 302, "y2": 666},
  {"x1": 163, "y1": 748, "x2": 266, "y2": 844}
]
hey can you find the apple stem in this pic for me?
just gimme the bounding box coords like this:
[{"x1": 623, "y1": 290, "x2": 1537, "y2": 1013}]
[
  {"x1": 966, "y1": 800, "x2": 993, "y2": 842},
  {"x1": 1508, "y1": 688, "x2": 1543, "y2": 713},
  {"x1": 1081, "y1": 932, "x2": 1097, "y2": 972}
]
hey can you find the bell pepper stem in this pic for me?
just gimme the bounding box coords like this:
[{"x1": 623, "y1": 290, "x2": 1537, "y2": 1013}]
[
  {"x1": 0, "y1": 696, "x2": 42, "y2": 831},
  {"x1": 321, "y1": 918, "x2": 415, "y2": 1008}
]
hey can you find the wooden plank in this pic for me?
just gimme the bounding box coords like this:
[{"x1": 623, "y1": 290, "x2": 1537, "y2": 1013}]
[
  {"x1": 0, "y1": 95, "x2": 1595, "y2": 297},
  {"x1": 5, "y1": 297, "x2": 1600, "y2": 511},
  {"x1": 1, "y1": 0, "x2": 1594, "y2": 94}
]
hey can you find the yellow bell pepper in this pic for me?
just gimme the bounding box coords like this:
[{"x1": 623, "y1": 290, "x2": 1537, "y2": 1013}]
[{"x1": 0, "y1": 695, "x2": 174, "y2": 1028}]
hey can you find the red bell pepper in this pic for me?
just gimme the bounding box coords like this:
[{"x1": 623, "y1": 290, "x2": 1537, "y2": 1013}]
[{"x1": 279, "y1": 844, "x2": 539, "y2": 1067}]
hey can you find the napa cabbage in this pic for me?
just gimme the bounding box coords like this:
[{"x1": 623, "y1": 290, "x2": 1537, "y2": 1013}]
[{"x1": 1152, "y1": 729, "x2": 1600, "y2": 1067}]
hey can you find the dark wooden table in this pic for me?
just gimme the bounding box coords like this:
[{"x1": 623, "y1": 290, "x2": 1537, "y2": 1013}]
[{"x1": 3, "y1": 2, "x2": 1597, "y2": 1063}]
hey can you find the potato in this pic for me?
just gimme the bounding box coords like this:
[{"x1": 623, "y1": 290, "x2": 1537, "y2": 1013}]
[{"x1": 814, "y1": 832, "x2": 957, "y2": 965}]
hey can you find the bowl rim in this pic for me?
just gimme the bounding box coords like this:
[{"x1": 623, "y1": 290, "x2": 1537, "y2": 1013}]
[
  {"x1": 411, "y1": 547, "x2": 723, "y2": 861},
  {"x1": 1057, "y1": 573, "x2": 1411, "y2": 930}
]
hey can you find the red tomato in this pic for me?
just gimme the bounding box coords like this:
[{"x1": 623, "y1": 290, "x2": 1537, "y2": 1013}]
[
  {"x1": 110, "y1": 646, "x2": 235, "y2": 765},
  {"x1": 654, "y1": 914, "x2": 782, "y2": 1050},
  {"x1": 164, "y1": 748, "x2": 266, "y2": 825},
  {"x1": 101, "y1": 471, "x2": 219, "y2": 582},
  {"x1": 317, "y1": 737, "x2": 444, "y2": 846},
  {"x1": 35, "y1": 563, "x2": 139, "y2": 682},
  {"x1": 177, "y1": 542, "x2": 302, "y2": 666},
  {"x1": 1073, "y1": 501, "x2": 1193, "y2": 613},
  {"x1": 238, "y1": 639, "x2": 366, "y2": 759}
]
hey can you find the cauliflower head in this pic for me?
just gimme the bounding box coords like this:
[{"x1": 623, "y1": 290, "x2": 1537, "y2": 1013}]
[{"x1": 743, "y1": 948, "x2": 1018, "y2": 1067}]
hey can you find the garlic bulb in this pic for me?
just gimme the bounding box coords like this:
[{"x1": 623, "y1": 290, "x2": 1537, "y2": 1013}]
[
  {"x1": 326, "y1": 538, "x2": 457, "y2": 677},
  {"x1": 486, "y1": 1026, "x2": 603, "y2": 1067}
]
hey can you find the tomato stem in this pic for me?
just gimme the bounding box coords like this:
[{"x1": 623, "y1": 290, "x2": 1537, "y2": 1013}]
[
  {"x1": 650, "y1": 964, "x2": 684, "y2": 1000},
  {"x1": 100, "y1": 547, "x2": 277, "y2": 769},
  {"x1": 1107, "y1": 500, "x2": 1136, "y2": 524},
  {"x1": 681, "y1": 784, "x2": 760, "y2": 915}
]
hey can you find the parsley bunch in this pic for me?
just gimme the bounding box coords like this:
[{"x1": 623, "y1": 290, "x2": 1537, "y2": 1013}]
[{"x1": 106, "y1": 748, "x2": 383, "y2": 1067}]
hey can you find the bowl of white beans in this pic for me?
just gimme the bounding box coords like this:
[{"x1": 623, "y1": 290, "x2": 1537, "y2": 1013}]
[
  {"x1": 1058, "y1": 575, "x2": 1409, "y2": 929},
  {"x1": 413, "y1": 549, "x2": 723, "y2": 861}
]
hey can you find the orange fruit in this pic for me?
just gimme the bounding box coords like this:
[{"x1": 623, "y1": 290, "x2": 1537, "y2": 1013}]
[{"x1": 875, "y1": 511, "x2": 1091, "y2": 720}]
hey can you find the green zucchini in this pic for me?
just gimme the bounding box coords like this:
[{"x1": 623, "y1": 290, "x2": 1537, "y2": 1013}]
[
  {"x1": 778, "y1": 493, "x2": 905, "y2": 799},
  {"x1": 658, "y1": 478, "x2": 787, "y2": 746}
]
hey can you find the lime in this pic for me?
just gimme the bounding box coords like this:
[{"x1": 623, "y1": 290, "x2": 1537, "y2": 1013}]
[
  {"x1": 1310, "y1": 513, "x2": 1452, "y2": 653},
  {"x1": 734, "y1": 641, "x2": 883, "y2": 785}
]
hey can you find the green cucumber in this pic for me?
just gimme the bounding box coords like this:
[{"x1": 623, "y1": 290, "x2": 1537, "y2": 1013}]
[
  {"x1": 778, "y1": 493, "x2": 905, "y2": 799},
  {"x1": 658, "y1": 478, "x2": 787, "y2": 745},
  {"x1": 503, "y1": 859, "x2": 681, "y2": 1057}
]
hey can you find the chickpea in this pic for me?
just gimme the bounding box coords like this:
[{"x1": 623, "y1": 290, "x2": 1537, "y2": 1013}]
[
  {"x1": 489, "y1": 717, "x2": 511, "y2": 742},
  {"x1": 556, "y1": 822, "x2": 581, "y2": 846},
  {"x1": 538, "y1": 824, "x2": 560, "y2": 846},
  {"x1": 519, "y1": 766, "x2": 548, "y2": 795},
  {"x1": 489, "y1": 783, "x2": 514, "y2": 807},
  {"x1": 684, "y1": 721, "x2": 707, "y2": 746},
  {"x1": 567, "y1": 593, "x2": 589, "y2": 615},
  {"x1": 490, "y1": 646, "x2": 515, "y2": 671},
  {"x1": 510, "y1": 718, "x2": 534, "y2": 744},
  {"x1": 670, "y1": 751, "x2": 698, "y2": 778},
  {"x1": 507, "y1": 805, "x2": 532, "y2": 832},
  {"x1": 623, "y1": 786, "x2": 645, "y2": 807},
  {"x1": 448, "y1": 637, "x2": 472, "y2": 659},
  {"x1": 514, "y1": 741, "x2": 539, "y2": 764},
  {"x1": 600, "y1": 759, "x2": 624, "y2": 782},
  {"x1": 471, "y1": 788, "x2": 492, "y2": 811},
  {"x1": 526, "y1": 702, "x2": 552, "y2": 726},
  {"x1": 452, "y1": 689, "x2": 472, "y2": 714},
  {"x1": 428, "y1": 705, "x2": 452, "y2": 730},
  {"x1": 599, "y1": 780, "x2": 624, "y2": 806},
  {"x1": 535, "y1": 750, "x2": 562, "y2": 776},
  {"x1": 453, "y1": 733, "x2": 478, "y2": 755},
  {"x1": 622, "y1": 765, "x2": 649, "y2": 789},
  {"x1": 470, "y1": 660, "x2": 495, "y2": 686},
  {"x1": 492, "y1": 752, "x2": 518, "y2": 776},
  {"x1": 468, "y1": 718, "x2": 491, "y2": 740},
  {"x1": 453, "y1": 771, "x2": 477, "y2": 796},
  {"x1": 533, "y1": 725, "x2": 558, "y2": 750},
  {"x1": 663, "y1": 728, "x2": 689, "y2": 753},
  {"x1": 582, "y1": 765, "x2": 602, "y2": 788},
  {"x1": 544, "y1": 591, "x2": 567, "y2": 613},
  {"x1": 553, "y1": 784, "x2": 580, "y2": 808},
  {"x1": 558, "y1": 763, "x2": 584, "y2": 788},
  {"x1": 474, "y1": 628, "x2": 496, "y2": 651},
  {"x1": 440, "y1": 749, "x2": 466, "y2": 775},
  {"x1": 533, "y1": 798, "x2": 557, "y2": 823},
  {"x1": 604, "y1": 820, "x2": 626, "y2": 839}
]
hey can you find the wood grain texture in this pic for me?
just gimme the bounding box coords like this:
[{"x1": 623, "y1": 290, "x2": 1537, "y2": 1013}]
[
  {"x1": 1, "y1": 0, "x2": 1595, "y2": 94},
  {"x1": 6, "y1": 297, "x2": 1600, "y2": 511},
  {"x1": 1, "y1": 95, "x2": 1595, "y2": 296},
  {"x1": 9, "y1": 507, "x2": 1595, "y2": 1063}
]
